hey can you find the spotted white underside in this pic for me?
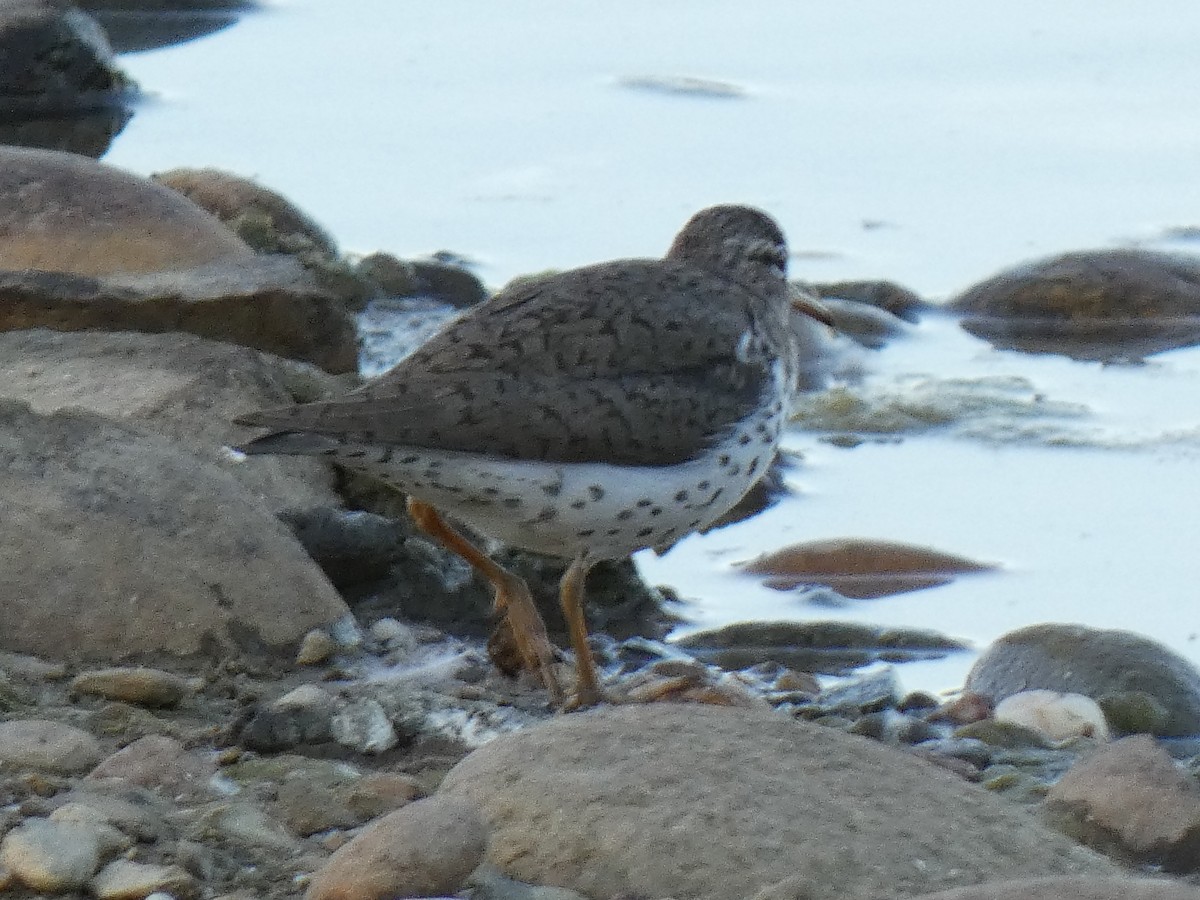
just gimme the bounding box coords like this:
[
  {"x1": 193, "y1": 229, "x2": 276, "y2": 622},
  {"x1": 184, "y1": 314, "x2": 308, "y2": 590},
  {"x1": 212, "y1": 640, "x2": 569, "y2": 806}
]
[{"x1": 335, "y1": 359, "x2": 793, "y2": 561}]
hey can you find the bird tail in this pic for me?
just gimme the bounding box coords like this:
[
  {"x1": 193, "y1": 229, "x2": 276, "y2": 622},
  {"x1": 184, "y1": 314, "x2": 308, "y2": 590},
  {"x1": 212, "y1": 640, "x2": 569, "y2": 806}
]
[{"x1": 235, "y1": 431, "x2": 343, "y2": 457}]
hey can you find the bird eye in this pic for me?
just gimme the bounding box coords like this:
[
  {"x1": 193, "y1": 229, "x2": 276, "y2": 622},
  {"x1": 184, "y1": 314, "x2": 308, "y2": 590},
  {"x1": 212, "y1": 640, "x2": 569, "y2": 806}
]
[{"x1": 748, "y1": 242, "x2": 788, "y2": 274}]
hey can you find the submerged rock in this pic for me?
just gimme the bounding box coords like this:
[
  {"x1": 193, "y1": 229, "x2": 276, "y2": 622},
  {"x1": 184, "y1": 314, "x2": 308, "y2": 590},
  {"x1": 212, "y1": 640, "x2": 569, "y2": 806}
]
[
  {"x1": 0, "y1": 2, "x2": 133, "y2": 156},
  {"x1": 739, "y1": 537, "x2": 995, "y2": 599},
  {"x1": 676, "y1": 620, "x2": 967, "y2": 676},
  {"x1": 950, "y1": 249, "x2": 1200, "y2": 360}
]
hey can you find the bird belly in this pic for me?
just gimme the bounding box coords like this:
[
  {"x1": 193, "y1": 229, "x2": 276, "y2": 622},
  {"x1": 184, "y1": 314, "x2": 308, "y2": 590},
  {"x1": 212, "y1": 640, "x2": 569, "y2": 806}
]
[{"x1": 333, "y1": 403, "x2": 785, "y2": 561}]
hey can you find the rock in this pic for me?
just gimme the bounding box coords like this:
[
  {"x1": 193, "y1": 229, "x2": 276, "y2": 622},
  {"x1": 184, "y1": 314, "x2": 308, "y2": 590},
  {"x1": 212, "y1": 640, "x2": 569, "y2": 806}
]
[
  {"x1": 304, "y1": 796, "x2": 487, "y2": 900},
  {"x1": 0, "y1": 3, "x2": 132, "y2": 157},
  {"x1": 71, "y1": 667, "x2": 190, "y2": 708},
  {"x1": 847, "y1": 877, "x2": 1199, "y2": 900},
  {"x1": 154, "y1": 167, "x2": 339, "y2": 258},
  {"x1": 739, "y1": 537, "x2": 995, "y2": 599},
  {"x1": 0, "y1": 256, "x2": 359, "y2": 374},
  {"x1": 800, "y1": 667, "x2": 901, "y2": 717},
  {"x1": 274, "y1": 767, "x2": 363, "y2": 837},
  {"x1": 239, "y1": 685, "x2": 339, "y2": 752},
  {"x1": 807, "y1": 278, "x2": 926, "y2": 322},
  {"x1": 87, "y1": 735, "x2": 216, "y2": 794},
  {"x1": 439, "y1": 704, "x2": 1114, "y2": 900},
  {"x1": 0, "y1": 146, "x2": 247, "y2": 275},
  {"x1": 91, "y1": 859, "x2": 197, "y2": 900},
  {"x1": 0, "y1": 328, "x2": 345, "y2": 511},
  {"x1": 966, "y1": 624, "x2": 1200, "y2": 737},
  {"x1": 345, "y1": 773, "x2": 425, "y2": 820},
  {"x1": 469, "y1": 864, "x2": 589, "y2": 900},
  {"x1": 1044, "y1": 735, "x2": 1200, "y2": 871},
  {"x1": 0, "y1": 818, "x2": 103, "y2": 892},
  {"x1": 198, "y1": 802, "x2": 300, "y2": 854},
  {"x1": 278, "y1": 507, "x2": 408, "y2": 590},
  {"x1": 675, "y1": 620, "x2": 967, "y2": 676},
  {"x1": 296, "y1": 630, "x2": 337, "y2": 666},
  {"x1": 359, "y1": 524, "x2": 671, "y2": 646},
  {"x1": 0, "y1": 719, "x2": 103, "y2": 774},
  {"x1": 331, "y1": 699, "x2": 399, "y2": 755},
  {"x1": 994, "y1": 690, "x2": 1110, "y2": 742},
  {"x1": 355, "y1": 252, "x2": 488, "y2": 308},
  {"x1": 0, "y1": 400, "x2": 349, "y2": 661},
  {"x1": 49, "y1": 785, "x2": 173, "y2": 842},
  {"x1": 1099, "y1": 691, "x2": 1172, "y2": 737},
  {"x1": 949, "y1": 249, "x2": 1200, "y2": 360},
  {"x1": 77, "y1": 2, "x2": 250, "y2": 55}
]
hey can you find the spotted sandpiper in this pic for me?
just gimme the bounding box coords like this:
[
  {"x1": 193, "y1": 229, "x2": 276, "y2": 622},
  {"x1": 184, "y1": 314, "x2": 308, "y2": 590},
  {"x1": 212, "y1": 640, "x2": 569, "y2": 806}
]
[{"x1": 236, "y1": 204, "x2": 831, "y2": 707}]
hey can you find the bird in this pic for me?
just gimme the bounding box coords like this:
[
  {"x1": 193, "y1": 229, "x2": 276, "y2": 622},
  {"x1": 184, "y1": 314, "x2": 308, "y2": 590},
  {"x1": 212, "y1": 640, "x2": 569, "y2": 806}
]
[{"x1": 235, "y1": 204, "x2": 831, "y2": 707}]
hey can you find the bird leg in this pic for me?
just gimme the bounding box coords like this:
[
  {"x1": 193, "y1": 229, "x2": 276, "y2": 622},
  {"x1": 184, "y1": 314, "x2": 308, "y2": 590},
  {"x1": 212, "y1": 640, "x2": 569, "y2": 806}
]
[
  {"x1": 560, "y1": 555, "x2": 604, "y2": 709},
  {"x1": 405, "y1": 498, "x2": 564, "y2": 706}
]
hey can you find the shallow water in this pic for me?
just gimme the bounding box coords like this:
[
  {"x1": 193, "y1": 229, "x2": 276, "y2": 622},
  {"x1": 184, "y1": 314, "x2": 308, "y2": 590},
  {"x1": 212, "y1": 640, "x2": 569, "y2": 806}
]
[{"x1": 105, "y1": 1, "x2": 1200, "y2": 693}]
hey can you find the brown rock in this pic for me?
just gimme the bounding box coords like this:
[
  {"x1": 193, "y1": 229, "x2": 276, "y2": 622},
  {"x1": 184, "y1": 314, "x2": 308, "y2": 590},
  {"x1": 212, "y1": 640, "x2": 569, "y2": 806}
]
[
  {"x1": 950, "y1": 249, "x2": 1200, "y2": 360},
  {"x1": 0, "y1": 256, "x2": 358, "y2": 374},
  {"x1": 740, "y1": 537, "x2": 995, "y2": 598},
  {"x1": 345, "y1": 773, "x2": 425, "y2": 820},
  {"x1": 0, "y1": 328, "x2": 345, "y2": 511},
  {"x1": 304, "y1": 797, "x2": 487, "y2": 900},
  {"x1": 966, "y1": 624, "x2": 1200, "y2": 737},
  {"x1": 0, "y1": 146, "x2": 248, "y2": 275},
  {"x1": 154, "y1": 167, "x2": 338, "y2": 258},
  {"x1": 439, "y1": 704, "x2": 1113, "y2": 900},
  {"x1": 0, "y1": 399, "x2": 348, "y2": 661},
  {"x1": 882, "y1": 876, "x2": 1199, "y2": 900},
  {"x1": 1044, "y1": 735, "x2": 1200, "y2": 871},
  {"x1": 71, "y1": 667, "x2": 189, "y2": 708},
  {"x1": 87, "y1": 735, "x2": 216, "y2": 793}
]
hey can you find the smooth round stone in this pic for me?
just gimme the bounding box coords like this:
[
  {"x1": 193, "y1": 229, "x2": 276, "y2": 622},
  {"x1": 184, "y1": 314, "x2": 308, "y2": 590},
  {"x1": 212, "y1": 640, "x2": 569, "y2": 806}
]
[
  {"x1": 90, "y1": 859, "x2": 196, "y2": 900},
  {"x1": 0, "y1": 146, "x2": 251, "y2": 277},
  {"x1": 304, "y1": 797, "x2": 487, "y2": 900},
  {"x1": 0, "y1": 819, "x2": 102, "y2": 892},
  {"x1": 71, "y1": 666, "x2": 189, "y2": 708},
  {"x1": 0, "y1": 719, "x2": 103, "y2": 774},
  {"x1": 439, "y1": 704, "x2": 1114, "y2": 900},
  {"x1": 949, "y1": 249, "x2": 1200, "y2": 360}
]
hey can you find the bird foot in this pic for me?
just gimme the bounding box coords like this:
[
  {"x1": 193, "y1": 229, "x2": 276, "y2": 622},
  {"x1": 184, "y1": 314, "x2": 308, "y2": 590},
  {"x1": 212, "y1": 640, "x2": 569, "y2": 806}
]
[{"x1": 486, "y1": 574, "x2": 566, "y2": 706}]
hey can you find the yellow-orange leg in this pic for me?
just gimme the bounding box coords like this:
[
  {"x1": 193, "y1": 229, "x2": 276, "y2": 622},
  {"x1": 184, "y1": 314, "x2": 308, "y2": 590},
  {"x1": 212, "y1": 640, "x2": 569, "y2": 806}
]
[
  {"x1": 560, "y1": 556, "x2": 604, "y2": 709},
  {"x1": 405, "y1": 498, "x2": 564, "y2": 706}
]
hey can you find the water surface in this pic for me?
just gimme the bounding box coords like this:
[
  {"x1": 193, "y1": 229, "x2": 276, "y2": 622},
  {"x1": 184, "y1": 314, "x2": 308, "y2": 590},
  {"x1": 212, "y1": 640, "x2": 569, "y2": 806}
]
[{"x1": 106, "y1": 1, "x2": 1200, "y2": 692}]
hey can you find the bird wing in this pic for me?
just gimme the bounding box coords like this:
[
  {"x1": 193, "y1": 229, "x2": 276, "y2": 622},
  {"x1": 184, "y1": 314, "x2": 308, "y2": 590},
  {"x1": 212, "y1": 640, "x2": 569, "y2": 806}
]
[{"x1": 237, "y1": 260, "x2": 780, "y2": 466}]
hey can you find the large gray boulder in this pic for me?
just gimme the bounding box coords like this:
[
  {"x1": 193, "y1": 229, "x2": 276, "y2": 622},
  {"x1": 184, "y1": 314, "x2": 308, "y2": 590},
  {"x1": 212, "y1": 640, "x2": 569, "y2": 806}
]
[
  {"x1": 439, "y1": 704, "x2": 1114, "y2": 900},
  {"x1": 0, "y1": 400, "x2": 348, "y2": 661}
]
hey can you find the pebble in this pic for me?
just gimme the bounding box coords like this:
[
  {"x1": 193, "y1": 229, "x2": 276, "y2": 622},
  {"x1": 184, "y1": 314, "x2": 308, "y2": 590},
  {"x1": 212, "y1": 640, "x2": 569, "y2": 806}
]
[
  {"x1": 0, "y1": 718, "x2": 103, "y2": 773},
  {"x1": 296, "y1": 629, "x2": 336, "y2": 666},
  {"x1": 304, "y1": 797, "x2": 487, "y2": 900},
  {"x1": 91, "y1": 859, "x2": 198, "y2": 900},
  {"x1": 0, "y1": 818, "x2": 103, "y2": 892},
  {"x1": 995, "y1": 689, "x2": 1110, "y2": 742},
  {"x1": 71, "y1": 667, "x2": 190, "y2": 708},
  {"x1": 331, "y1": 699, "x2": 399, "y2": 754}
]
